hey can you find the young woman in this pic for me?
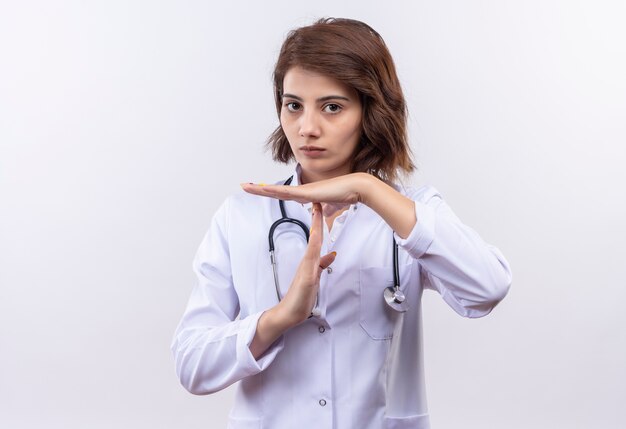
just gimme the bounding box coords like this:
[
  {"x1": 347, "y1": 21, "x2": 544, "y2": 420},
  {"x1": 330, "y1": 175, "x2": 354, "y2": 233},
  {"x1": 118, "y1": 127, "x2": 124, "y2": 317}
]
[{"x1": 171, "y1": 18, "x2": 511, "y2": 429}]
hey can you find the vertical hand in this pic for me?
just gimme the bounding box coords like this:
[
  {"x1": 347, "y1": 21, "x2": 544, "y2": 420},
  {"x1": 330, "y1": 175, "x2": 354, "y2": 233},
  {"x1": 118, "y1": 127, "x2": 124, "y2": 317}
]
[{"x1": 249, "y1": 202, "x2": 336, "y2": 359}]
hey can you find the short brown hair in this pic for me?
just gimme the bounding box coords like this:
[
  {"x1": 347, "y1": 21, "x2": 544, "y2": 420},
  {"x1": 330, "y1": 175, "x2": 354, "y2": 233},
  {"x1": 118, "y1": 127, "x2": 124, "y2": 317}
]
[{"x1": 267, "y1": 17, "x2": 415, "y2": 183}]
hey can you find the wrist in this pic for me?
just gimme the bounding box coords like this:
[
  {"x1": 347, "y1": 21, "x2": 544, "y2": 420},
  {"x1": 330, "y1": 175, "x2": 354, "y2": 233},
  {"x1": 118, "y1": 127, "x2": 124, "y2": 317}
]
[
  {"x1": 266, "y1": 302, "x2": 298, "y2": 332},
  {"x1": 351, "y1": 172, "x2": 416, "y2": 238},
  {"x1": 355, "y1": 172, "x2": 379, "y2": 207}
]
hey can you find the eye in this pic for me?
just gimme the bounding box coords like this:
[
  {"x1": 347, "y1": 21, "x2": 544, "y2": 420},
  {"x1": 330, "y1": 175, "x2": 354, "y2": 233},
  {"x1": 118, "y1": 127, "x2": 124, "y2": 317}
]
[
  {"x1": 323, "y1": 103, "x2": 342, "y2": 114},
  {"x1": 284, "y1": 101, "x2": 302, "y2": 112}
]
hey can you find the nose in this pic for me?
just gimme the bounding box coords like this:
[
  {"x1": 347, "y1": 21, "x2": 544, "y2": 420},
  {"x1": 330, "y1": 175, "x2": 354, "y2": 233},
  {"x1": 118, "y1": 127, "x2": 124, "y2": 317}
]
[{"x1": 298, "y1": 109, "x2": 321, "y2": 138}]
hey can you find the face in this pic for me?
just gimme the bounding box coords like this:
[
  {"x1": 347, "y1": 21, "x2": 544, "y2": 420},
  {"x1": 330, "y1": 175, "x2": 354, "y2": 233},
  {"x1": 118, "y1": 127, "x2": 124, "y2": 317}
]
[{"x1": 280, "y1": 66, "x2": 363, "y2": 183}]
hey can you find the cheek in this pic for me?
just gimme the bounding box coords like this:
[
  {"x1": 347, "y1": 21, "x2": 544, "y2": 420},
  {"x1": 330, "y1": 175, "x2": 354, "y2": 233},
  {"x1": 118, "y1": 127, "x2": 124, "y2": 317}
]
[
  {"x1": 280, "y1": 117, "x2": 299, "y2": 151},
  {"x1": 280, "y1": 113, "x2": 296, "y2": 134},
  {"x1": 337, "y1": 118, "x2": 362, "y2": 145}
]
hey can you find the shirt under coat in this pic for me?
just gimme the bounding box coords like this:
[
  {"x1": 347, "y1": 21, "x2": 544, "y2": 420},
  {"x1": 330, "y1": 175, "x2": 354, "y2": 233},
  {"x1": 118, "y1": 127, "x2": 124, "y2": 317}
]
[{"x1": 171, "y1": 168, "x2": 512, "y2": 429}]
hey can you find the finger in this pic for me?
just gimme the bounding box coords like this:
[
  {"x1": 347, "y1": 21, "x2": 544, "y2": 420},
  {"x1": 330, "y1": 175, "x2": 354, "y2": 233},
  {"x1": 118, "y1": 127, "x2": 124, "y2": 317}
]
[
  {"x1": 304, "y1": 203, "x2": 323, "y2": 259},
  {"x1": 240, "y1": 183, "x2": 309, "y2": 203},
  {"x1": 240, "y1": 183, "x2": 282, "y2": 199},
  {"x1": 318, "y1": 251, "x2": 337, "y2": 270}
]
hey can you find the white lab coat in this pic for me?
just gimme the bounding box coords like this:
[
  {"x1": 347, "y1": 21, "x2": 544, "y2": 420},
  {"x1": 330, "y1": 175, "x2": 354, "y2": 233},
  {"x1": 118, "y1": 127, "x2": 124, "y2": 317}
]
[{"x1": 171, "y1": 168, "x2": 511, "y2": 429}]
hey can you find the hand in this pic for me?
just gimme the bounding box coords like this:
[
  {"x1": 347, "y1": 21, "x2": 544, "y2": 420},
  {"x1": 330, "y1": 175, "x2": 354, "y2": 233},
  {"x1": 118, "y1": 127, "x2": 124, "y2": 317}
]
[
  {"x1": 241, "y1": 173, "x2": 372, "y2": 217},
  {"x1": 249, "y1": 202, "x2": 337, "y2": 359},
  {"x1": 275, "y1": 202, "x2": 336, "y2": 326}
]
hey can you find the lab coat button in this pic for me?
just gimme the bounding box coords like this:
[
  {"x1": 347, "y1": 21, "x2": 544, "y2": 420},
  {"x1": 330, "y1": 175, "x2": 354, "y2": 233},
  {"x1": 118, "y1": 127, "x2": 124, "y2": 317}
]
[
  {"x1": 326, "y1": 267, "x2": 333, "y2": 274},
  {"x1": 319, "y1": 399, "x2": 327, "y2": 406},
  {"x1": 331, "y1": 236, "x2": 336, "y2": 242},
  {"x1": 318, "y1": 326, "x2": 326, "y2": 333}
]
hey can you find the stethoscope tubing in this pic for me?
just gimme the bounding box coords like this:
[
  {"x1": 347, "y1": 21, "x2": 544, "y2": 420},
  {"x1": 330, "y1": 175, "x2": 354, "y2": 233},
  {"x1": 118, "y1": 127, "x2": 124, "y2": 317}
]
[
  {"x1": 268, "y1": 177, "x2": 311, "y2": 305},
  {"x1": 268, "y1": 176, "x2": 407, "y2": 314}
]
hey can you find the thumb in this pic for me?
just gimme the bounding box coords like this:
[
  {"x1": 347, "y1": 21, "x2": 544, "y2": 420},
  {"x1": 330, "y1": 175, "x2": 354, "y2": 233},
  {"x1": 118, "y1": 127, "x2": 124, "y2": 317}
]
[{"x1": 319, "y1": 251, "x2": 337, "y2": 270}]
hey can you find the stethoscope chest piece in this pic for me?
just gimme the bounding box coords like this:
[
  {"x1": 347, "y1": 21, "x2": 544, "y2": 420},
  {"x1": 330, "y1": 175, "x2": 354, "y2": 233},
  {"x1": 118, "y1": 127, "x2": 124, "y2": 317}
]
[
  {"x1": 383, "y1": 235, "x2": 408, "y2": 313},
  {"x1": 384, "y1": 286, "x2": 408, "y2": 312}
]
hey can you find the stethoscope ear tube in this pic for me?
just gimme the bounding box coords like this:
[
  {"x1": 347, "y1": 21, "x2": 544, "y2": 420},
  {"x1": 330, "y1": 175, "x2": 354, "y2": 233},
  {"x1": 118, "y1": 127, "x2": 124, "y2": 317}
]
[
  {"x1": 268, "y1": 176, "x2": 310, "y2": 252},
  {"x1": 269, "y1": 250, "x2": 281, "y2": 302},
  {"x1": 268, "y1": 216, "x2": 310, "y2": 252}
]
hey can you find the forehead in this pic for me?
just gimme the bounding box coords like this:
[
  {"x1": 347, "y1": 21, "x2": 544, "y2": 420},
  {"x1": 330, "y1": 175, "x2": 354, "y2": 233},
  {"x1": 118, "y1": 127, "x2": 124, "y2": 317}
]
[{"x1": 282, "y1": 67, "x2": 357, "y2": 99}]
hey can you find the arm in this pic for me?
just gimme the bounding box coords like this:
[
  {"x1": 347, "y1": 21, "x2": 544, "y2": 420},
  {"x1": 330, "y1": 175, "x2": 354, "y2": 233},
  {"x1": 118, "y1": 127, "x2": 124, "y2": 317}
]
[
  {"x1": 358, "y1": 173, "x2": 416, "y2": 239},
  {"x1": 395, "y1": 185, "x2": 511, "y2": 317},
  {"x1": 242, "y1": 173, "x2": 511, "y2": 317},
  {"x1": 171, "y1": 198, "x2": 285, "y2": 394}
]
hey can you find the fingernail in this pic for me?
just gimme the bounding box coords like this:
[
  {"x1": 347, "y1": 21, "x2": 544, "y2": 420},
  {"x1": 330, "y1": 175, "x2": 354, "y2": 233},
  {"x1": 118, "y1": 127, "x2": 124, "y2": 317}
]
[
  {"x1": 259, "y1": 182, "x2": 267, "y2": 187},
  {"x1": 331, "y1": 251, "x2": 337, "y2": 257}
]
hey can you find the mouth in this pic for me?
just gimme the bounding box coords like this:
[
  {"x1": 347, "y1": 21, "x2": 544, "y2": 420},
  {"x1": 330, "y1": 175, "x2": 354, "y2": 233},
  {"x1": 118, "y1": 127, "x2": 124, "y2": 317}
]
[
  {"x1": 300, "y1": 145, "x2": 325, "y2": 152},
  {"x1": 299, "y1": 145, "x2": 326, "y2": 158}
]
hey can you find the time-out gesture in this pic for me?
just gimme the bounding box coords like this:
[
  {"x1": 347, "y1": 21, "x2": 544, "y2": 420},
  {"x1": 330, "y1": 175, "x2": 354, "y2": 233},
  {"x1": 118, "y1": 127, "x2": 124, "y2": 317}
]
[{"x1": 241, "y1": 172, "x2": 417, "y2": 239}]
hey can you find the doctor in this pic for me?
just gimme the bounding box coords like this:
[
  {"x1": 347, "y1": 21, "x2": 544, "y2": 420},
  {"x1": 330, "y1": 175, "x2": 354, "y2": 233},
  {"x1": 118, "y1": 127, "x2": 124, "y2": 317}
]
[{"x1": 171, "y1": 18, "x2": 511, "y2": 429}]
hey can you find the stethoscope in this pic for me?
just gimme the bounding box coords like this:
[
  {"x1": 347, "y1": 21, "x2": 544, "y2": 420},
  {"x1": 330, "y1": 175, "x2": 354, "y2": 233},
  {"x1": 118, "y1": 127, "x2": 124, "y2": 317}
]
[{"x1": 268, "y1": 176, "x2": 409, "y2": 315}]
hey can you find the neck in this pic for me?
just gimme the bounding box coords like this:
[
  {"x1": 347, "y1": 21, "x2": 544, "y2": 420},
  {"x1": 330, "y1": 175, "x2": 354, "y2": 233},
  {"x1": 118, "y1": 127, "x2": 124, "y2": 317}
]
[{"x1": 299, "y1": 166, "x2": 351, "y2": 184}]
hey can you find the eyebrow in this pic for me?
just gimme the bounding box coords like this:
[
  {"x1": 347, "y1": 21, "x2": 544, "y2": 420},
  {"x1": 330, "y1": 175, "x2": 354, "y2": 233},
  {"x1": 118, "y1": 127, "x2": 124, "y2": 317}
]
[{"x1": 282, "y1": 93, "x2": 351, "y2": 103}]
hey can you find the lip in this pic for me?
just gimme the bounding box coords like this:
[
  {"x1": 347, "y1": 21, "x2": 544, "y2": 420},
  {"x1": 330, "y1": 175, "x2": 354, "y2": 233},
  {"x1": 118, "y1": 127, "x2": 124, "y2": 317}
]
[
  {"x1": 300, "y1": 145, "x2": 325, "y2": 152},
  {"x1": 300, "y1": 145, "x2": 326, "y2": 158}
]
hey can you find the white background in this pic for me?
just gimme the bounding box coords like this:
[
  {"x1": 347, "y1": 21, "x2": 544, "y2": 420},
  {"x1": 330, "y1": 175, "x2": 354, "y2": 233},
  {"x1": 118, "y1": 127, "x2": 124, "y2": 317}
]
[{"x1": 1, "y1": 1, "x2": 625, "y2": 428}]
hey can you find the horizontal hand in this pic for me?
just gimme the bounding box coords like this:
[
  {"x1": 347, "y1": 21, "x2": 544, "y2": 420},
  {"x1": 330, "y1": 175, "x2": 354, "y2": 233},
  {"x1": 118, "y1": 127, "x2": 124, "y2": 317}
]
[
  {"x1": 242, "y1": 171, "x2": 416, "y2": 238},
  {"x1": 241, "y1": 173, "x2": 371, "y2": 217}
]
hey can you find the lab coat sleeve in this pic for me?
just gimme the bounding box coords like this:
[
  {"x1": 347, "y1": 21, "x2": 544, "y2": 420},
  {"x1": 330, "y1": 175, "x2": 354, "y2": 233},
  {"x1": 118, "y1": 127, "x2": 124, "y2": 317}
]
[
  {"x1": 394, "y1": 186, "x2": 512, "y2": 318},
  {"x1": 171, "y1": 197, "x2": 284, "y2": 395}
]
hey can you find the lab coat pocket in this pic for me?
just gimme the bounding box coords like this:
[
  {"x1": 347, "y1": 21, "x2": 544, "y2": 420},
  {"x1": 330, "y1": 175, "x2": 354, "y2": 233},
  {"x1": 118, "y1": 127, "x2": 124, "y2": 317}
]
[
  {"x1": 384, "y1": 413, "x2": 430, "y2": 429},
  {"x1": 359, "y1": 265, "x2": 398, "y2": 340},
  {"x1": 226, "y1": 415, "x2": 263, "y2": 429}
]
